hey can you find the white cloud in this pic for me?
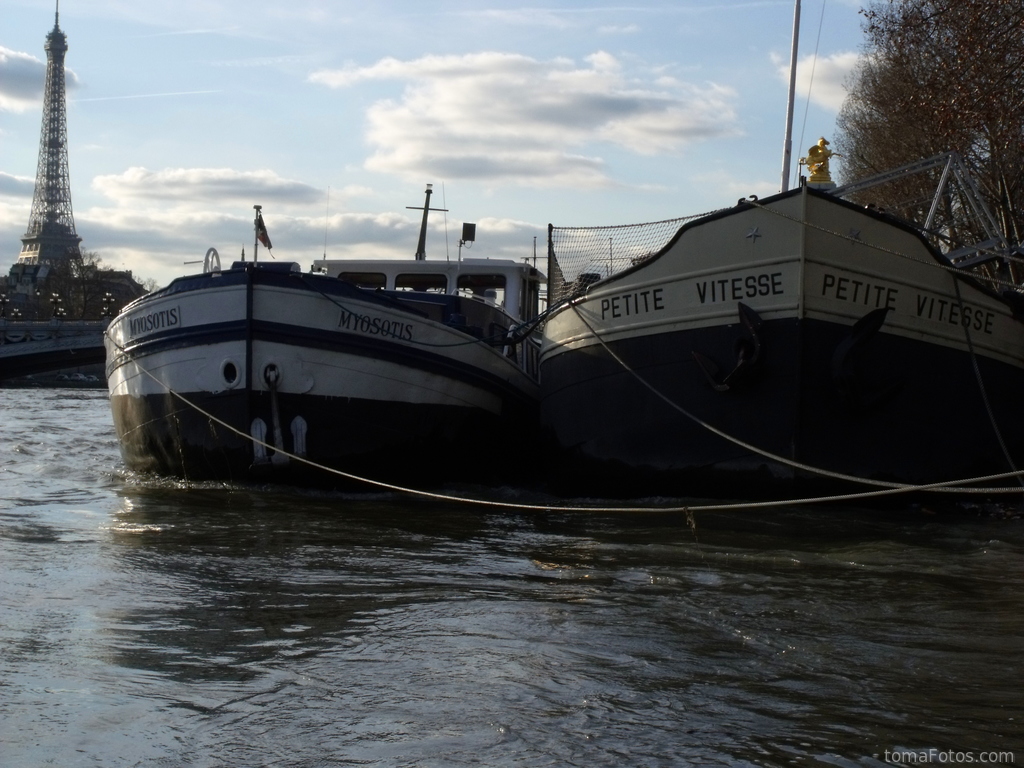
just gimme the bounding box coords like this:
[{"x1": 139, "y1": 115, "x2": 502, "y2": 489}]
[
  {"x1": 75, "y1": 167, "x2": 327, "y2": 284},
  {"x1": 598, "y1": 24, "x2": 640, "y2": 35},
  {"x1": 0, "y1": 46, "x2": 80, "y2": 113},
  {"x1": 465, "y1": 9, "x2": 575, "y2": 29},
  {"x1": 61, "y1": 167, "x2": 543, "y2": 287},
  {"x1": 91, "y1": 167, "x2": 323, "y2": 206},
  {"x1": 698, "y1": 172, "x2": 785, "y2": 204},
  {"x1": 71, "y1": 202, "x2": 544, "y2": 289},
  {"x1": 776, "y1": 51, "x2": 861, "y2": 112},
  {"x1": 310, "y1": 51, "x2": 738, "y2": 187},
  {"x1": 0, "y1": 172, "x2": 35, "y2": 198},
  {"x1": 0, "y1": 47, "x2": 46, "y2": 112}
]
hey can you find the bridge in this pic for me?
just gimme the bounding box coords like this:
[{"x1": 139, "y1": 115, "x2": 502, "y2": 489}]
[{"x1": 0, "y1": 319, "x2": 109, "y2": 381}]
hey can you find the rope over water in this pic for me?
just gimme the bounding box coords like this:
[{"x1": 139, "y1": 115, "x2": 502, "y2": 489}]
[
  {"x1": 105, "y1": 317, "x2": 1024, "y2": 513},
  {"x1": 100, "y1": 192, "x2": 1024, "y2": 512}
]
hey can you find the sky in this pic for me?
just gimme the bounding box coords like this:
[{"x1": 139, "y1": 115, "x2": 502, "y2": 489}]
[{"x1": 0, "y1": 0, "x2": 868, "y2": 289}]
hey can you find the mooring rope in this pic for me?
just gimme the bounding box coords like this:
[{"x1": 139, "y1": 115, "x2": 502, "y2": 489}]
[
  {"x1": 565, "y1": 302, "x2": 1024, "y2": 496},
  {"x1": 746, "y1": 194, "x2": 1024, "y2": 489},
  {"x1": 950, "y1": 274, "x2": 1024, "y2": 488},
  {"x1": 105, "y1": 320, "x2": 1024, "y2": 513}
]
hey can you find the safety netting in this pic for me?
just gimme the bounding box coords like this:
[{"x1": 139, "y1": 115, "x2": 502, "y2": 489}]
[{"x1": 546, "y1": 210, "x2": 720, "y2": 305}]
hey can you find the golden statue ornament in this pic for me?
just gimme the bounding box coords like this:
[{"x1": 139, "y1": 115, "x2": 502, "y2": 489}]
[{"x1": 800, "y1": 137, "x2": 840, "y2": 184}]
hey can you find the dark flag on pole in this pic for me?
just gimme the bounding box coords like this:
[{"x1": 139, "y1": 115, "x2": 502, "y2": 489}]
[{"x1": 256, "y1": 211, "x2": 273, "y2": 250}]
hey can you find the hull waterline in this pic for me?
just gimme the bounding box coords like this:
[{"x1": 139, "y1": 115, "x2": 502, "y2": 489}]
[
  {"x1": 106, "y1": 261, "x2": 541, "y2": 488},
  {"x1": 540, "y1": 186, "x2": 1024, "y2": 497}
]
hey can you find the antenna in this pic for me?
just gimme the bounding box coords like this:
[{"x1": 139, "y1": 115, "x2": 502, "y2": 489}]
[{"x1": 323, "y1": 186, "x2": 330, "y2": 259}]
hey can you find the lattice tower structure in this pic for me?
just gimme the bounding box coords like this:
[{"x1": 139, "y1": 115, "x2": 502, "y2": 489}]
[{"x1": 18, "y1": 7, "x2": 82, "y2": 267}]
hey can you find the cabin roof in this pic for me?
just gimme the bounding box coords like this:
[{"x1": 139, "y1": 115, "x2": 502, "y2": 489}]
[{"x1": 312, "y1": 256, "x2": 543, "y2": 279}]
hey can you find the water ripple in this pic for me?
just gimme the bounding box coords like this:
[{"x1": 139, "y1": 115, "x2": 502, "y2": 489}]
[{"x1": 1, "y1": 388, "x2": 1022, "y2": 765}]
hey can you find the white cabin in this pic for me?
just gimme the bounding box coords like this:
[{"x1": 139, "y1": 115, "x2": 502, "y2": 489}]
[{"x1": 312, "y1": 257, "x2": 545, "y2": 323}]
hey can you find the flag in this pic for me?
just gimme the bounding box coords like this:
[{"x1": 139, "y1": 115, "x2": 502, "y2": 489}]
[{"x1": 256, "y1": 211, "x2": 273, "y2": 249}]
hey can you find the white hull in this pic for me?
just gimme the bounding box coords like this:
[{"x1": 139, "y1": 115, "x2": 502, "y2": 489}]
[{"x1": 106, "y1": 263, "x2": 539, "y2": 484}]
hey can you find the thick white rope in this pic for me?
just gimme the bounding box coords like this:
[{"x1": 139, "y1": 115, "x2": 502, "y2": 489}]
[
  {"x1": 105, "y1": 321, "x2": 1024, "y2": 513},
  {"x1": 566, "y1": 302, "x2": 1024, "y2": 497}
]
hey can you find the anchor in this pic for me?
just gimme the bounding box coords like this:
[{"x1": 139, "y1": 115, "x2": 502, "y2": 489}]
[
  {"x1": 692, "y1": 302, "x2": 764, "y2": 392},
  {"x1": 263, "y1": 363, "x2": 290, "y2": 466},
  {"x1": 831, "y1": 306, "x2": 903, "y2": 410}
]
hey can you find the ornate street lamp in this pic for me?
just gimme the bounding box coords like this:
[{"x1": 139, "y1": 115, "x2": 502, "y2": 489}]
[{"x1": 51, "y1": 292, "x2": 66, "y2": 319}]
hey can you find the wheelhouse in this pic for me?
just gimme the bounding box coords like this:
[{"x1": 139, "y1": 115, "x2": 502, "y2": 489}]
[{"x1": 313, "y1": 257, "x2": 545, "y2": 324}]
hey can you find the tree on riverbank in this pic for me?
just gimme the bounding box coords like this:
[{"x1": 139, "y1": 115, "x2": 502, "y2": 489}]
[
  {"x1": 834, "y1": 0, "x2": 1024, "y2": 245},
  {"x1": 5, "y1": 251, "x2": 148, "y2": 320}
]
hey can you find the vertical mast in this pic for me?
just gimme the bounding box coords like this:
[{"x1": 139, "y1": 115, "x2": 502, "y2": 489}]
[
  {"x1": 406, "y1": 184, "x2": 447, "y2": 261},
  {"x1": 780, "y1": 0, "x2": 801, "y2": 192},
  {"x1": 415, "y1": 185, "x2": 433, "y2": 260}
]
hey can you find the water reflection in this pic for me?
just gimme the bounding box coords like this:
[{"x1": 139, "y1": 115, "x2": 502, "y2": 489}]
[
  {"x1": 107, "y1": 486, "x2": 484, "y2": 681},
  {"x1": 7, "y1": 388, "x2": 1023, "y2": 765},
  {"x1": 94, "y1": 481, "x2": 1024, "y2": 764}
]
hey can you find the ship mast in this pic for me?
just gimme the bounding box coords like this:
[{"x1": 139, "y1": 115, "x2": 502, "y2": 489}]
[
  {"x1": 407, "y1": 184, "x2": 448, "y2": 261},
  {"x1": 780, "y1": 0, "x2": 801, "y2": 192}
]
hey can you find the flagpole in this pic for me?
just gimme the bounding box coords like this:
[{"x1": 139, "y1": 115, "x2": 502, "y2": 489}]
[
  {"x1": 253, "y1": 205, "x2": 262, "y2": 263},
  {"x1": 780, "y1": 0, "x2": 801, "y2": 192}
]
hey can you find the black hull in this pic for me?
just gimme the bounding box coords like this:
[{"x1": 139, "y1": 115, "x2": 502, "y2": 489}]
[
  {"x1": 540, "y1": 316, "x2": 1024, "y2": 497},
  {"x1": 106, "y1": 261, "x2": 544, "y2": 489},
  {"x1": 111, "y1": 388, "x2": 538, "y2": 489}
]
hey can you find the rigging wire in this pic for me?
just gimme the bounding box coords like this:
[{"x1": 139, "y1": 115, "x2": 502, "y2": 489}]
[
  {"x1": 745, "y1": 198, "x2": 1023, "y2": 292},
  {"x1": 794, "y1": 0, "x2": 829, "y2": 189},
  {"x1": 442, "y1": 182, "x2": 450, "y2": 262}
]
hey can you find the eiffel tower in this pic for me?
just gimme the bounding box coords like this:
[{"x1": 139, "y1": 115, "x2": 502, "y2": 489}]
[{"x1": 17, "y1": 1, "x2": 82, "y2": 268}]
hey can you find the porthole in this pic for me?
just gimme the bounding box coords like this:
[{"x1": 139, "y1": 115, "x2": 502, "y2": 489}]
[{"x1": 222, "y1": 359, "x2": 240, "y2": 388}]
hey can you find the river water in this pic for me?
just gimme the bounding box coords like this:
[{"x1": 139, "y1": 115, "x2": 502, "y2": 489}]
[{"x1": 1, "y1": 387, "x2": 1021, "y2": 767}]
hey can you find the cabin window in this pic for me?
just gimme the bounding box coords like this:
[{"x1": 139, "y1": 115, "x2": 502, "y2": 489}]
[
  {"x1": 457, "y1": 274, "x2": 506, "y2": 306},
  {"x1": 339, "y1": 272, "x2": 387, "y2": 289},
  {"x1": 396, "y1": 274, "x2": 447, "y2": 293}
]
